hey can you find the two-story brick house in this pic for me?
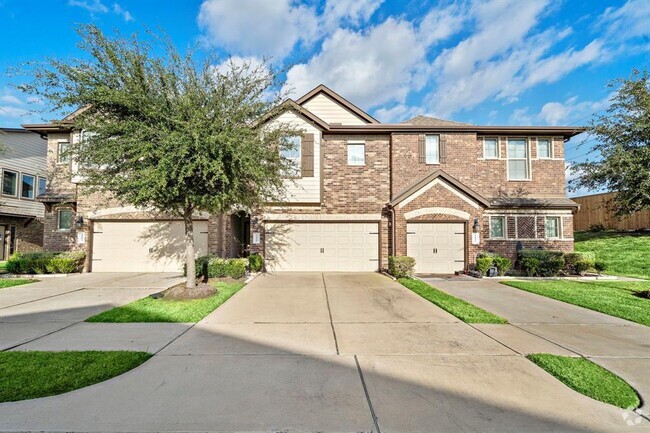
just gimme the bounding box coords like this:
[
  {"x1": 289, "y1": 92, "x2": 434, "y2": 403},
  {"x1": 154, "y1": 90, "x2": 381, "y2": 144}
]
[
  {"x1": 0, "y1": 128, "x2": 48, "y2": 260},
  {"x1": 23, "y1": 85, "x2": 582, "y2": 273}
]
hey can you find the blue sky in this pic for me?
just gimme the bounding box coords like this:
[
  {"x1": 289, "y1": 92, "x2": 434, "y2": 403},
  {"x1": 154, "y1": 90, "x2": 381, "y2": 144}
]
[{"x1": 1, "y1": 0, "x2": 649, "y2": 194}]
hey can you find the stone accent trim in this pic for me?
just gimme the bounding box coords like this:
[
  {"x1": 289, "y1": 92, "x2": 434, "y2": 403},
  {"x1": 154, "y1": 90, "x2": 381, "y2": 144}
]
[
  {"x1": 263, "y1": 213, "x2": 382, "y2": 221},
  {"x1": 404, "y1": 207, "x2": 471, "y2": 221}
]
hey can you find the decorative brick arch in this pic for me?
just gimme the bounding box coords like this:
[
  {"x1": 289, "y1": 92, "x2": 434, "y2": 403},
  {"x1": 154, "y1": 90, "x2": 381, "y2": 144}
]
[{"x1": 404, "y1": 207, "x2": 471, "y2": 221}]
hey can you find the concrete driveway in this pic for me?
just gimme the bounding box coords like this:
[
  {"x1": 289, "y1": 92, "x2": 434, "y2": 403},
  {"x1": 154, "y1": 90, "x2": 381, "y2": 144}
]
[{"x1": 0, "y1": 272, "x2": 647, "y2": 432}]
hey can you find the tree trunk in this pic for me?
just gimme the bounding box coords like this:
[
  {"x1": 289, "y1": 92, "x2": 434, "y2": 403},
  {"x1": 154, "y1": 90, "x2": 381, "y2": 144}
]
[{"x1": 184, "y1": 213, "x2": 196, "y2": 290}]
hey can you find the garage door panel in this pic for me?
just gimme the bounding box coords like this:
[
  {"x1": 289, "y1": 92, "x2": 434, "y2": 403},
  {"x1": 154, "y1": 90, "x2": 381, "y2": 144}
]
[
  {"x1": 407, "y1": 222, "x2": 465, "y2": 274},
  {"x1": 92, "y1": 221, "x2": 208, "y2": 273},
  {"x1": 265, "y1": 222, "x2": 378, "y2": 272}
]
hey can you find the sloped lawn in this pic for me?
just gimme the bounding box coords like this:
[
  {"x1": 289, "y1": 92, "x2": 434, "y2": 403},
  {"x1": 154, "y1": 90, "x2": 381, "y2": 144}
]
[
  {"x1": 0, "y1": 279, "x2": 34, "y2": 289},
  {"x1": 86, "y1": 280, "x2": 245, "y2": 323},
  {"x1": 502, "y1": 280, "x2": 650, "y2": 326},
  {"x1": 575, "y1": 231, "x2": 650, "y2": 279},
  {"x1": 0, "y1": 351, "x2": 151, "y2": 402}
]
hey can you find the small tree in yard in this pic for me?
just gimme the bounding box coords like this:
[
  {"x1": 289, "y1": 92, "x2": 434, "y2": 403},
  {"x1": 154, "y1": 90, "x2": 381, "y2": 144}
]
[
  {"x1": 18, "y1": 25, "x2": 301, "y2": 291},
  {"x1": 570, "y1": 68, "x2": 650, "y2": 215}
]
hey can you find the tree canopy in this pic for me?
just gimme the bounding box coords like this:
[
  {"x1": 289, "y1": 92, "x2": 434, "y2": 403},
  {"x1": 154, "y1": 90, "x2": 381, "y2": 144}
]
[
  {"x1": 18, "y1": 24, "x2": 301, "y2": 288},
  {"x1": 570, "y1": 69, "x2": 650, "y2": 215}
]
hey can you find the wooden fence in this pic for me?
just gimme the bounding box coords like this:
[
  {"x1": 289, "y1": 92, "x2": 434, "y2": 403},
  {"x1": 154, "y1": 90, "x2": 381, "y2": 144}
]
[{"x1": 573, "y1": 192, "x2": 650, "y2": 231}]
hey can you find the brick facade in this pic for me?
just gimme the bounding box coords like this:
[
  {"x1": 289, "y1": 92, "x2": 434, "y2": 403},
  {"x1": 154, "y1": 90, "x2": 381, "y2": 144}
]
[{"x1": 1, "y1": 216, "x2": 44, "y2": 258}]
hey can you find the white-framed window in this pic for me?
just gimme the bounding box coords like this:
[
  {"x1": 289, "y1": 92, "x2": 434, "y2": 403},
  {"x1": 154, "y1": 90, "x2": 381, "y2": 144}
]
[
  {"x1": 483, "y1": 137, "x2": 499, "y2": 159},
  {"x1": 2, "y1": 169, "x2": 18, "y2": 197},
  {"x1": 57, "y1": 141, "x2": 70, "y2": 164},
  {"x1": 57, "y1": 208, "x2": 74, "y2": 231},
  {"x1": 38, "y1": 177, "x2": 47, "y2": 195},
  {"x1": 489, "y1": 216, "x2": 505, "y2": 238},
  {"x1": 20, "y1": 174, "x2": 35, "y2": 199},
  {"x1": 507, "y1": 138, "x2": 530, "y2": 180},
  {"x1": 347, "y1": 141, "x2": 365, "y2": 166},
  {"x1": 545, "y1": 216, "x2": 561, "y2": 239},
  {"x1": 425, "y1": 134, "x2": 440, "y2": 164},
  {"x1": 280, "y1": 136, "x2": 301, "y2": 176},
  {"x1": 537, "y1": 138, "x2": 552, "y2": 159}
]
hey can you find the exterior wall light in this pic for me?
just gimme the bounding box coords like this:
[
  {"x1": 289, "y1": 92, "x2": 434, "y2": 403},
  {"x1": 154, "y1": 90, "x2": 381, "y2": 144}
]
[{"x1": 75, "y1": 216, "x2": 84, "y2": 229}]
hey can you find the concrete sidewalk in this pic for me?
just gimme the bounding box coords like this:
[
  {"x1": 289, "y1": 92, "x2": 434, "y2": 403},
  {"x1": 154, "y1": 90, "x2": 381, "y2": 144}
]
[{"x1": 0, "y1": 272, "x2": 647, "y2": 432}]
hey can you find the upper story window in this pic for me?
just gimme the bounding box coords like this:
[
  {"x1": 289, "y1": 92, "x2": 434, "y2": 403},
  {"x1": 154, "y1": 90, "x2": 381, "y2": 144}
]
[
  {"x1": 425, "y1": 135, "x2": 440, "y2": 164},
  {"x1": 57, "y1": 141, "x2": 70, "y2": 164},
  {"x1": 483, "y1": 137, "x2": 499, "y2": 159},
  {"x1": 489, "y1": 216, "x2": 505, "y2": 238},
  {"x1": 57, "y1": 208, "x2": 74, "y2": 231},
  {"x1": 537, "y1": 138, "x2": 552, "y2": 159},
  {"x1": 1, "y1": 170, "x2": 18, "y2": 196},
  {"x1": 281, "y1": 136, "x2": 301, "y2": 176},
  {"x1": 38, "y1": 177, "x2": 47, "y2": 195},
  {"x1": 507, "y1": 138, "x2": 530, "y2": 180},
  {"x1": 545, "y1": 216, "x2": 560, "y2": 238},
  {"x1": 347, "y1": 141, "x2": 365, "y2": 166},
  {"x1": 21, "y1": 174, "x2": 35, "y2": 199}
]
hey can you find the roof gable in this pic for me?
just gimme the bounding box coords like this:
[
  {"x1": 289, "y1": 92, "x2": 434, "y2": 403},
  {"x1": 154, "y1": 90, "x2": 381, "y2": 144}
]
[
  {"x1": 295, "y1": 84, "x2": 379, "y2": 124},
  {"x1": 401, "y1": 115, "x2": 472, "y2": 127}
]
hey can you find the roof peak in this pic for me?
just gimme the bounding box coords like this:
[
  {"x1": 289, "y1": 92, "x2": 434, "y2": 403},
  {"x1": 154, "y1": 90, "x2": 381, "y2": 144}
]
[{"x1": 401, "y1": 115, "x2": 472, "y2": 126}]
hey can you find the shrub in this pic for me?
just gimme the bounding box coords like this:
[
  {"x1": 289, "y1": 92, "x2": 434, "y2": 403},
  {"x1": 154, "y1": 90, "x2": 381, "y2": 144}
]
[
  {"x1": 493, "y1": 256, "x2": 512, "y2": 276},
  {"x1": 538, "y1": 256, "x2": 565, "y2": 277},
  {"x1": 5, "y1": 251, "x2": 84, "y2": 274},
  {"x1": 207, "y1": 257, "x2": 228, "y2": 278},
  {"x1": 518, "y1": 249, "x2": 565, "y2": 277},
  {"x1": 248, "y1": 253, "x2": 263, "y2": 272},
  {"x1": 226, "y1": 258, "x2": 248, "y2": 279},
  {"x1": 388, "y1": 256, "x2": 415, "y2": 278},
  {"x1": 521, "y1": 257, "x2": 540, "y2": 277},
  {"x1": 475, "y1": 257, "x2": 494, "y2": 275},
  {"x1": 573, "y1": 260, "x2": 591, "y2": 275},
  {"x1": 50, "y1": 257, "x2": 79, "y2": 274},
  {"x1": 594, "y1": 261, "x2": 607, "y2": 273},
  {"x1": 589, "y1": 223, "x2": 606, "y2": 232},
  {"x1": 564, "y1": 251, "x2": 596, "y2": 267},
  {"x1": 476, "y1": 251, "x2": 498, "y2": 259}
]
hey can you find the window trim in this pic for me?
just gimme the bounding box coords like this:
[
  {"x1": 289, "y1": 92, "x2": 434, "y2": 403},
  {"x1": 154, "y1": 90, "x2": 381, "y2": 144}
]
[
  {"x1": 57, "y1": 141, "x2": 71, "y2": 165},
  {"x1": 489, "y1": 215, "x2": 506, "y2": 239},
  {"x1": 536, "y1": 137, "x2": 553, "y2": 159},
  {"x1": 20, "y1": 173, "x2": 36, "y2": 200},
  {"x1": 424, "y1": 134, "x2": 440, "y2": 164},
  {"x1": 57, "y1": 208, "x2": 74, "y2": 231},
  {"x1": 483, "y1": 137, "x2": 500, "y2": 159},
  {"x1": 38, "y1": 176, "x2": 47, "y2": 196},
  {"x1": 1, "y1": 169, "x2": 19, "y2": 197},
  {"x1": 281, "y1": 135, "x2": 302, "y2": 177},
  {"x1": 506, "y1": 137, "x2": 531, "y2": 181},
  {"x1": 347, "y1": 140, "x2": 366, "y2": 166},
  {"x1": 545, "y1": 216, "x2": 562, "y2": 239}
]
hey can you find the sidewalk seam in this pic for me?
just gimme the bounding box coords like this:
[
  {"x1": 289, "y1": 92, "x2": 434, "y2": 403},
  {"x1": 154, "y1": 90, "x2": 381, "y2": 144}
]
[
  {"x1": 355, "y1": 355, "x2": 381, "y2": 433},
  {"x1": 322, "y1": 273, "x2": 340, "y2": 355}
]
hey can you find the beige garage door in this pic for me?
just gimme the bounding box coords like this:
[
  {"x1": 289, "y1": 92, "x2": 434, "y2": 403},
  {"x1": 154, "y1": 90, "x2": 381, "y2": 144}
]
[
  {"x1": 407, "y1": 222, "x2": 465, "y2": 274},
  {"x1": 265, "y1": 222, "x2": 379, "y2": 272},
  {"x1": 92, "y1": 221, "x2": 208, "y2": 272}
]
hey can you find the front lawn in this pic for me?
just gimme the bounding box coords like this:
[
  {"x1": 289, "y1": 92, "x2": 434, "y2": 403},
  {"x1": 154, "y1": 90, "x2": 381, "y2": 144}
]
[
  {"x1": 527, "y1": 354, "x2": 640, "y2": 409},
  {"x1": 0, "y1": 351, "x2": 151, "y2": 402},
  {"x1": 575, "y1": 231, "x2": 650, "y2": 279},
  {"x1": 502, "y1": 280, "x2": 650, "y2": 326},
  {"x1": 86, "y1": 280, "x2": 245, "y2": 323},
  {"x1": 399, "y1": 278, "x2": 507, "y2": 324},
  {"x1": 0, "y1": 261, "x2": 6, "y2": 273},
  {"x1": 0, "y1": 279, "x2": 34, "y2": 289}
]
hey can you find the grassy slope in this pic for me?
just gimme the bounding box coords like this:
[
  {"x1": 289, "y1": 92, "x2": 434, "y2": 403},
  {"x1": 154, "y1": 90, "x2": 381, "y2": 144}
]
[
  {"x1": 0, "y1": 351, "x2": 151, "y2": 402},
  {"x1": 502, "y1": 280, "x2": 650, "y2": 326},
  {"x1": 86, "y1": 280, "x2": 245, "y2": 323},
  {"x1": 0, "y1": 279, "x2": 34, "y2": 289},
  {"x1": 575, "y1": 231, "x2": 650, "y2": 279},
  {"x1": 527, "y1": 354, "x2": 640, "y2": 409},
  {"x1": 399, "y1": 278, "x2": 507, "y2": 324}
]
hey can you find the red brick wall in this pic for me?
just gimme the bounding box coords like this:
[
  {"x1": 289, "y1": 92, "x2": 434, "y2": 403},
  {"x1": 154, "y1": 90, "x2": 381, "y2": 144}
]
[{"x1": 1, "y1": 216, "x2": 44, "y2": 256}]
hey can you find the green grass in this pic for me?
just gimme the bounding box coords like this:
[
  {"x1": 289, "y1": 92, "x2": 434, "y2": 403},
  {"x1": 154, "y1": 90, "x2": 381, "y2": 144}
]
[
  {"x1": 0, "y1": 261, "x2": 6, "y2": 273},
  {"x1": 0, "y1": 351, "x2": 151, "y2": 402},
  {"x1": 0, "y1": 279, "x2": 34, "y2": 289},
  {"x1": 575, "y1": 231, "x2": 650, "y2": 279},
  {"x1": 527, "y1": 354, "x2": 640, "y2": 409},
  {"x1": 502, "y1": 280, "x2": 650, "y2": 326},
  {"x1": 399, "y1": 278, "x2": 507, "y2": 324},
  {"x1": 86, "y1": 280, "x2": 245, "y2": 323}
]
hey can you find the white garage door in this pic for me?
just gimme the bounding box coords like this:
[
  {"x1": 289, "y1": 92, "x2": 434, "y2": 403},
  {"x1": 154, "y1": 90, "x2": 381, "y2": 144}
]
[
  {"x1": 92, "y1": 221, "x2": 209, "y2": 272},
  {"x1": 265, "y1": 222, "x2": 379, "y2": 272},
  {"x1": 407, "y1": 222, "x2": 465, "y2": 274}
]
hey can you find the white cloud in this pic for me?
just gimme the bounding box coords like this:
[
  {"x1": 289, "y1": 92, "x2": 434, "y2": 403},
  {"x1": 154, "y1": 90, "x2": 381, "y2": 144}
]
[
  {"x1": 0, "y1": 106, "x2": 29, "y2": 118},
  {"x1": 322, "y1": 0, "x2": 383, "y2": 32},
  {"x1": 0, "y1": 95, "x2": 22, "y2": 105},
  {"x1": 537, "y1": 94, "x2": 611, "y2": 125},
  {"x1": 113, "y1": 3, "x2": 134, "y2": 22},
  {"x1": 212, "y1": 56, "x2": 267, "y2": 76},
  {"x1": 68, "y1": 0, "x2": 108, "y2": 14},
  {"x1": 198, "y1": 0, "x2": 319, "y2": 59},
  {"x1": 598, "y1": 0, "x2": 650, "y2": 40},
  {"x1": 373, "y1": 103, "x2": 420, "y2": 123},
  {"x1": 284, "y1": 18, "x2": 427, "y2": 108}
]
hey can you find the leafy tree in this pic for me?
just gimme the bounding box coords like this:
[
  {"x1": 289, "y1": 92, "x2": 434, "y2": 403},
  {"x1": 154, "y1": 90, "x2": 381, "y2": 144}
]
[
  {"x1": 18, "y1": 25, "x2": 300, "y2": 290},
  {"x1": 570, "y1": 69, "x2": 650, "y2": 215}
]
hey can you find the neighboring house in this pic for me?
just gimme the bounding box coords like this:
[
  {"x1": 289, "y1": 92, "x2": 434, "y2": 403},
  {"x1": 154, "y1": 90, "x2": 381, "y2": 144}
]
[
  {"x1": 0, "y1": 128, "x2": 47, "y2": 260},
  {"x1": 22, "y1": 85, "x2": 583, "y2": 273}
]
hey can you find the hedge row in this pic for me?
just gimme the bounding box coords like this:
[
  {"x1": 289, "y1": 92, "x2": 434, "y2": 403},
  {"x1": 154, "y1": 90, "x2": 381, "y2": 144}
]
[
  {"x1": 5, "y1": 251, "x2": 86, "y2": 274},
  {"x1": 517, "y1": 249, "x2": 603, "y2": 277},
  {"x1": 187, "y1": 253, "x2": 264, "y2": 280}
]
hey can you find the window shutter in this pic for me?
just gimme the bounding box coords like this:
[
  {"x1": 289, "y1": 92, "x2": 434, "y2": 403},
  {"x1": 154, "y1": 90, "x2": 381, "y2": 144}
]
[
  {"x1": 418, "y1": 134, "x2": 426, "y2": 163},
  {"x1": 301, "y1": 133, "x2": 314, "y2": 177},
  {"x1": 440, "y1": 136, "x2": 447, "y2": 163}
]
